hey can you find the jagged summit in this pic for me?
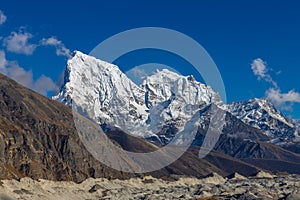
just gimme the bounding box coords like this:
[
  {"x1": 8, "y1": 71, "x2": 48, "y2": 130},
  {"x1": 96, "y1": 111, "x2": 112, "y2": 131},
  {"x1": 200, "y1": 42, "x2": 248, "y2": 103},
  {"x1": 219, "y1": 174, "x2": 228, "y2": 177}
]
[
  {"x1": 53, "y1": 51, "x2": 223, "y2": 143},
  {"x1": 227, "y1": 97, "x2": 296, "y2": 139},
  {"x1": 141, "y1": 68, "x2": 220, "y2": 106},
  {"x1": 53, "y1": 51, "x2": 148, "y2": 136}
]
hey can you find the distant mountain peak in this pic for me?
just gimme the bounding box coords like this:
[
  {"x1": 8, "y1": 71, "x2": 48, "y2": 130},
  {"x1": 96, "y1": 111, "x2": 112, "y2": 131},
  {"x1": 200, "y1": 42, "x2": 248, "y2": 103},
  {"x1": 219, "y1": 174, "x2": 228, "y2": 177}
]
[
  {"x1": 227, "y1": 97, "x2": 296, "y2": 140},
  {"x1": 249, "y1": 98, "x2": 276, "y2": 110}
]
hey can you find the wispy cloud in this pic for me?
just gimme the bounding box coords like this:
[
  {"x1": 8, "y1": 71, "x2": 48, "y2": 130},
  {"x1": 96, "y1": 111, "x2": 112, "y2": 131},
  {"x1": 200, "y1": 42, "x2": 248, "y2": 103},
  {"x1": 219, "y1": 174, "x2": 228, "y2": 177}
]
[
  {"x1": 2, "y1": 30, "x2": 71, "y2": 58},
  {"x1": 0, "y1": 10, "x2": 7, "y2": 25},
  {"x1": 0, "y1": 50, "x2": 7, "y2": 70},
  {"x1": 266, "y1": 88, "x2": 300, "y2": 110},
  {"x1": 251, "y1": 58, "x2": 277, "y2": 87},
  {"x1": 3, "y1": 28, "x2": 37, "y2": 55},
  {"x1": 1, "y1": 10, "x2": 71, "y2": 58},
  {"x1": 41, "y1": 37, "x2": 71, "y2": 58},
  {"x1": 4, "y1": 61, "x2": 35, "y2": 88},
  {"x1": 32, "y1": 75, "x2": 56, "y2": 95},
  {"x1": 0, "y1": 50, "x2": 55, "y2": 95},
  {"x1": 0, "y1": 10, "x2": 60, "y2": 95},
  {"x1": 251, "y1": 58, "x2": 300, "y2": 110}
]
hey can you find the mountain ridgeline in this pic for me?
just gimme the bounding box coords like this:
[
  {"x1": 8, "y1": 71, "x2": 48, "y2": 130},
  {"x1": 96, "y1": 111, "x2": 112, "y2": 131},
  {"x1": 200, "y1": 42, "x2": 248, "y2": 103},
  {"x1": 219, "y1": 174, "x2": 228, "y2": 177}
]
[
  {"x1": 0, "y1": 73, "x2": 264, "y2": 182},
  {"x1": 54, "y1": 51, "x2": 299, "y2": 145},
  {"x1": 53, "y1": 51, "x2": 300, "y2": 175},
  {"x1": 0, "y1": 51, "x2": 300, "y2": 183}
]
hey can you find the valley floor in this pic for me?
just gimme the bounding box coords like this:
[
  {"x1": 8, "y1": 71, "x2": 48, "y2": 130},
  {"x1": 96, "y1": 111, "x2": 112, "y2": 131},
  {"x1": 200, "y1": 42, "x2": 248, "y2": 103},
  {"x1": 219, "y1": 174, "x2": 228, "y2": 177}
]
[{"x1": 0, "y1": 172, "x2": 299, "y2": 200}]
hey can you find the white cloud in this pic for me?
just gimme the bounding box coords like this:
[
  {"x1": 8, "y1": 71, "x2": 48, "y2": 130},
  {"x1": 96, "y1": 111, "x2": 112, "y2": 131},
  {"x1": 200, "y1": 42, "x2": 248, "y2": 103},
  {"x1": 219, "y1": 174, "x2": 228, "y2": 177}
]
[
  {"x1": 41, "y1": 37, "x2": 71, "y2": 58},
  {"x1": 251, "y1": 58, "x2": 268, "y2": 78},
  {"x1": 251, "y1": 58, "x2": 277, "y2": 87},
  {"x1": 266, "y1": 88, "x2": 300, "y2": 109},
  {"x1": 0, "y1": 50, "x2": 55, "y2": 95},
  {"x1": 0, "y1": 50, "x2": 7, "y2": 70},
  {"x1": 41, "y1": 37, "x2": 61, "y2": 46},
  {"x1": 2, "y1": 29, "x2": 71, "y2": 58},
  {"x1": 5, "y1": 62, "x2": 34, "y2": 88},
  {"x1": 0, "y1": 14, "x2": 61, "y2": 95},
  {"x1": 33, "y1": 75, "x2": 56, "y2": 95},
  {"x1": 276, "y1": 70, "x2": 282, "y2": 75},
  {"x1": 0, "y1": 10, "x2": 7, "y2": 25},
  {"x1": 3, "y1": 29, "x2": 37, "y2": 55},
  {"x1": 251, "y1": 58, "x2": 300, "y2": 111}
]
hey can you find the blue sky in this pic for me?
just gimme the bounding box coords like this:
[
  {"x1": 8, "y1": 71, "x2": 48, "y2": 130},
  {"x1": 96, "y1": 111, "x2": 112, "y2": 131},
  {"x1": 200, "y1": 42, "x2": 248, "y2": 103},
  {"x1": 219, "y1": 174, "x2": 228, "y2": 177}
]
[{"x1": 0, "y1": 0, "x2": 299, "y2": 118}]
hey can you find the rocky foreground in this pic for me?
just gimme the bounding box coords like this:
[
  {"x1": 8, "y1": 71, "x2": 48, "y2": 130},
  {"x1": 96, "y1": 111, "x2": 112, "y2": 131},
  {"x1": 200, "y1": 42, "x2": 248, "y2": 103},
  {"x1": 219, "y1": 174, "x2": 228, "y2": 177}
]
[{"x1": 0, "y1": 172, "x2": 299, "y2": 200}]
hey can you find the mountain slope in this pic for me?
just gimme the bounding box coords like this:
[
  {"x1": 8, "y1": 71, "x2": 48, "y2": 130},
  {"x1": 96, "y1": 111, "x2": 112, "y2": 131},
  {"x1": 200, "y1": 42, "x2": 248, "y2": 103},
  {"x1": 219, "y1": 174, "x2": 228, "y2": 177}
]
[
  {"x1": 0, "y1": 73, "x2": 140, "y2": 182},
  {"x1": 190, "y1": 109, "x2": 300, "y2": 173},
  {"x1": 0, "y1": 73, "x2": 265, "y2": 182}
]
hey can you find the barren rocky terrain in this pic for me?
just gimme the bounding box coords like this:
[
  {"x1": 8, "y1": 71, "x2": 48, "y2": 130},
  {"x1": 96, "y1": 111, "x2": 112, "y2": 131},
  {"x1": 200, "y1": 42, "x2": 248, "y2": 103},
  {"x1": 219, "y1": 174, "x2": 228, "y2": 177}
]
[{"x1": 0, "y1": 172, "x2": 299, "y2": 200}]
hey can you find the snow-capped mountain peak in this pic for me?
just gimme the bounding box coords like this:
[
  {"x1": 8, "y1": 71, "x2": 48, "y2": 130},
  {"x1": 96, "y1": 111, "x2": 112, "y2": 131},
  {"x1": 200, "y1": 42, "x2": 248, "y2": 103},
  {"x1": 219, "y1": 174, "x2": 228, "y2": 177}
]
[
  {"x1": 53, "y1": 51, "x2": 224, "y2": 144},
  {"x1": 53, "y1": 51, "x2": 149, "y2": 135},
  {"x1": 141, "y1": 68, "x2": 222, "y2": 108},
  {"x1": 254, "y1": 98, "x2": 294, "y2": 127},
  {"x1": 227, "y1": 98, "x2": 295, "y2": 139}
]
